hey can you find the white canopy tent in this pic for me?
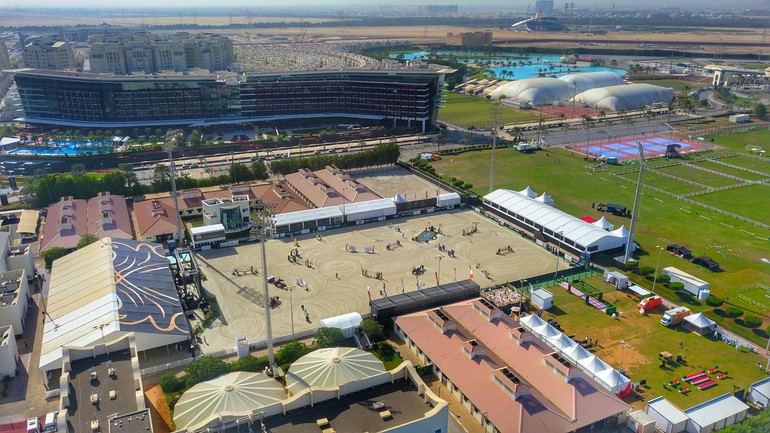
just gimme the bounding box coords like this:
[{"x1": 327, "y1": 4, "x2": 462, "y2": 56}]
[
  {"x1": 683, "y1": 312, "x2": 717, "y2": 336},
  {"x1": 320, "y1": 312, "x2": 363, "y2": 338},
  {"x1": 519, "y1": 313, "x2": 547, "y2": 330},
  {"x1": 286, "y1": 347, "x2": 386, "y2": 395},
  {"x1": 535, "y1": 192, "x2": 554, "y2": 206},
  {"x1": 519, "y1": 186, "x2": 537, "y2": 198},
  {"x1": 593, "y1": 216, "x2": 614, "y2": 231}
]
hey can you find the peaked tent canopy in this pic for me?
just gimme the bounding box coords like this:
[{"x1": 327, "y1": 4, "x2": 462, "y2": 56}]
[
  {"x1": 683, "y1": 312, "x2": 717, "y2": 336},
  {"x1": 535, "y1": 192, "x2": 554, "y2": 206},
  {"x1": 286, "y1": 347, "x2": 386, "y2": 395},
  {"x1": 392, "y1": 192, "x2": 407, "y2": 203},
  {"x1": 173, "y1": 372, "x2": 284, "y2": 431},
  {"x1": 595, "y1": 368, "x2": 632, "y2": 394},
  {"x1": 519, "y1": 186, "x2": 538, "y2": 198},
  {"x1": 593, "y1": 216, "x2": 614, "y2": 231},
  {"x1": 520, "y1": 313, "x2": 547, "y2": 331},
  {"x1": 611, "y1": 225, "x2": 629, "y2": 239}
]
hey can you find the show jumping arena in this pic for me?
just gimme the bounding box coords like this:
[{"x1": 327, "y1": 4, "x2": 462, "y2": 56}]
[
  {"x1": 193, "y1": 209, "x2": 559, "y2": 353},
  {"x1": 573, "y1": 136, "x2": 710, "y2": 161}
]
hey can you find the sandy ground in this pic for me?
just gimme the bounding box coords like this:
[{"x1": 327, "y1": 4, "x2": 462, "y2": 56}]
[
  {"x1": 194, "y1": 209, "x2": 558, "y2": 353},
  {"x1": 350, "y1": 166, "x2": 451, "y2": 200}
]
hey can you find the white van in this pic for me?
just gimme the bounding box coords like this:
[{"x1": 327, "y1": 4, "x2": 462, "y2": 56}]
[
  {"x1": 44, "y1": 412, "x2": 57, "y2": 432},
  {"x1": 26, "y1": 418, "x2": 40, "y2": 433}
]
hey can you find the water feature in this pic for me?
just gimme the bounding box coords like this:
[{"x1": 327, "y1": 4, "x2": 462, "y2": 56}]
[
  {"x1": 8, "y1": 140, "x2": 111, "y2": 156},
  {"x1": 392, "y1": 51, "x2": 626, "y2": 79}
]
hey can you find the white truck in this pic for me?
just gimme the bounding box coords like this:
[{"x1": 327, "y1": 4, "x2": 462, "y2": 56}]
[{"x1": 661, "y1": 307, "x2": 691, "y2": 327}]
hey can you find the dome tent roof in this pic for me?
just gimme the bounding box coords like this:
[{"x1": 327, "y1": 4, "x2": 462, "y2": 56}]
[
  {"x1": 286, "y1": 347, "x2": 386, "y2": 395},
  {"x1": 173, "y1": 372, "x2": 284, "y2": 431}
]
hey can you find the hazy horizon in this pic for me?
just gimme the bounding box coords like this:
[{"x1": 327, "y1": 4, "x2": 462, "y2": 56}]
[{"x1": 0, "y1": 0, "x2": 766, "y2": 11}]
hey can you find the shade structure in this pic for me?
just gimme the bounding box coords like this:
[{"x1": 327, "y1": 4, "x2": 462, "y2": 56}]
[
  {"x1": 533, "y1": 323, "x2": 561, "y2": 339},
  {"x1": 579, "y1": 355, "x2": 612, "y2": 375},
  {"x1": 595, "y1": 368, "x2": 631, "y2": 394},
  {"x1": 173, "y1": 372, "x2": 284, "y2": 431},
  {"x1": 563, "y1": 344, "x2": 593, "y2": 364},
  {"x1": 684, "y1": 312, "x2": 717, "y2": 336},
  {"x1": 535, "y1": 192, "x2": 554, "y2": 206},
  {"x1": 286, "y1": 347, "x2": 386, "y2": 395},
  {"x1": 611, "y1": 225, "x2": 629, "y2": 239},
  {"x1": 518, "y1": 186, "x2": 538, "y2": 198},
  {"x1": 320, "y1": 312, "x2": 363, "y2": 338},
  {"x1": 520, "y1": 313, "x2": 546, "y2": 331},
  {"x1": 593, "y1": 216, "x2": 614, "y2": 231},
  {"x1": 548, "y1": 333, "x2": 578, "y2": 352}
]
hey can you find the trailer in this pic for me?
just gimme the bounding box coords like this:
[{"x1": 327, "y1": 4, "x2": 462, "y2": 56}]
[
  {"x1": 661, "y1": 307, "x2": 691, "y2": 327},
  {"x1": 661, "y1": 267, "x2": 710, "y2": 301}
]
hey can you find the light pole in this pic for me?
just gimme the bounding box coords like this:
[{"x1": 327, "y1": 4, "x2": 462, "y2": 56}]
[
  {"x1": 259, "y1": 213, "x2": 275, "y2": 374},
  {"x1": 93, "y1": 323, "x2": 109, "y2": 355},
  {"x1": 554, "y1": 231, "x2": 564, "y2": 279},
  {"x1": 454, "y1": 267, "x2": 457, "y2": 282},
  {"x1": 288, "y1": 285, "x2": 296, "y2": 340},
  {"x1": 620, "y1": 340, "x2": 629, "y2": 370},
  {"x1": 652, "y1": 245, "x2": 664, "y2": 293},
  {"x1": 436, "y1": 255, "x2": 443, "y2": 286}
]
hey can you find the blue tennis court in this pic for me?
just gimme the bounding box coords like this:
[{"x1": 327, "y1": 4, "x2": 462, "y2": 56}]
[
  {"x1": 648, "y1": 137, "x2": 692, "y2": 149},
  {"x1": 638, "y1": 142, "x2": 667, "y2": 152},
  {"x1": 575, "y1": 136, "x2": 707, "y2": 161}
]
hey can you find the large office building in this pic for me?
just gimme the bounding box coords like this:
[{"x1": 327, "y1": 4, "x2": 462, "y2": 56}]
[
  {"x1": 0, "y1": 43, "x2": 10, "y2": 70},
  {"x1": 88, "y1": 32, "x2": 234, "y2": 74},
  {"x1": 21, "y1": 36, "x2": 76, "y2": 70},
  {"x1": 15, "y1": 69, "x2": 446, "y2": 130}
]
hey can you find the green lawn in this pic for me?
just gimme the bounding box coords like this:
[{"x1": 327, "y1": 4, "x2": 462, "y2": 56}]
[
  {"x1": 438, "y1": 93, "x2": 540, "y2": 128},
  {"x1": 619, "y1": 172, "x2": 705, "y2": 196},
  {"x1": 693, "y1": 185, "x2": 770, "y2": 226},
  {"x1": 430, "y1": 145, "x2": 770, "y2": 342},
  {"x1": 634, "y1": 79, "x2": 694, "y2": 92},
  {"x1": 718, "y1": 155, "x2": 770, "y2": 173},
  {"x1": 709, "y1": 129, "x2": 770, "y2": 153},
  {"x1": 540, "y1": 275, "x2": 768, "y2": 410},
  {"x1": 742, "y1": 63, "x2": 770, "y2": 70},
  {"x1": 656, "y1": 164, "x2": 741, "y2": 188},
  {"x1": 694, "y1": 160, "x2": 769, "y2": 181}
]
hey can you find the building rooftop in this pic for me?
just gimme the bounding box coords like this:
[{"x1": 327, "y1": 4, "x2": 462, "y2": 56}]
[
  {"x1": 395, "y1": 300, "x2": 629, "y2": 433},
  {"x1": 107, "y1": 409, "x2": 153, "y2": 433},
  {"x1": 40, "y1": 193, "x2": 132, "y2": 251},
  {"x1": 265, "y1": 379, "x2": 429, "y2": 433},
  {"x1": 284, "y1": 166, "x2": 381, "y2": 209},
  {"x1": 66, "y1": 351, "x2": 137, "y2": 433}
]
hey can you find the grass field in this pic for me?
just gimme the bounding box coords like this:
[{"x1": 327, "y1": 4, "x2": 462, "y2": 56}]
[
  {"x1": 438, "y1": 93, "x2": 541, "y2": 128},
  {"x1": 635, "y1": 79, "x2": 694, "y2": 92},
  {"x1": 719, "y1": 155, "x2": 770, "y2": 173},
  {"x1": 734, "y1": 284, "x2": 770, "y2": 315},
  {"x1": 429, "y1": 140, "x2": 770, "y2": 339},
  {"x1": 709, "y1": 129, "x2": 770, "y2": 153},
  {"x1": 656, "y1": 164, "x2": 740, "y2": 188},
  {"x1": 540, "y1": 274, "x2": 768, "y2": 410},
  {"x1": 619, "y1": 172, "x2": 704, "y2": 195},
  {"x1": 694, "y1": 160, "x2": 769, "y2": 181}
]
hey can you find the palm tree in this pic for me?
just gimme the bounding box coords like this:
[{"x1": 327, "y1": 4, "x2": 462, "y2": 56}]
[{"x1": 153, "y1": 163, "x2": 170, "y2": 183}]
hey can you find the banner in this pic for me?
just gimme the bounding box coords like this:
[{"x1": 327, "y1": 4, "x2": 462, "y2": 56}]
[
  {"x1": 469, "y1": 265, "x2": 474, "y2": 279},
  {"x1": 367, "y1": 286, "x2": 371, "y2": 301}
]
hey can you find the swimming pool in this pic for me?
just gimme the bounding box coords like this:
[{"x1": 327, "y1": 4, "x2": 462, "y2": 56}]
[
  {"x1": 8, "y1": 141, "x2": 111, "y2": 156},
  {"x1": 393, "y1": 51, "x2": 626, "y2": 79}
]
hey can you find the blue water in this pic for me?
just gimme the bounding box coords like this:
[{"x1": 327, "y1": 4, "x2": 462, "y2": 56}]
[
  {"x1": 8, "y1": 140, "x2": 111, "y2": 156},
  {"x1": 392, "y1": 51, "x2": 626, "y2": 79}
]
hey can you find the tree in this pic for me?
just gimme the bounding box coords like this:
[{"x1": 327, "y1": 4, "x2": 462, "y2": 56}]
[
  {"x1": 754, "y1": 103, "x2": 767, "y2": 118},
  {"x1": 229, "y1": 163, "x2": 252, "y2": 183},
  {"x1": 313, "y1": 327, "x2": 346, "y2": 348},
  {"x1": 250, "y1": 161, "x2": 269, "y2": 180},
  {"x1": 70, "y1": 163, "x2": 86, "y2": 177},
  {"x1": 76, "y1": 234, "x2": 100, "y2": 249},
  {"x1": 184, "y1": 356, "x2": 231, "y2": 387},
  {"x1": 42, "y1": 247, "x2": 69, "y2": 269},
  {"x1": 275, "y1": 341, "x2": 312, "y2": 365},
  {"x1": 361, "y1": 319, "x2": 385, "y2": 342},
  {"x1": 160, "y1": 372, "x2": 184, "y2": 393},
  {"x1": 153, "y1": 163, "x2": 170, "y2": 183},
  {"x1": 719, "y1": 408, "x2": 770, "y2": 432}
]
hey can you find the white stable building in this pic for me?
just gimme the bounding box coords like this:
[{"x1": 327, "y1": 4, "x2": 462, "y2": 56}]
[{"x1": 483, "y1": 189, "x2": 628, "y2": 255}]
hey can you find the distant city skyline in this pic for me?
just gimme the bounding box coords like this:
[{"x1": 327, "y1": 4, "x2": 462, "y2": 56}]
[{"x1": 0, "y1": 0, "x2": 766, "y2": 11}]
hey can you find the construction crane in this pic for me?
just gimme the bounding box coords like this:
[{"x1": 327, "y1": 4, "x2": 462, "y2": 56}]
[{"x1": 623, "y1": 142, "x2": 647, "y2": 264}]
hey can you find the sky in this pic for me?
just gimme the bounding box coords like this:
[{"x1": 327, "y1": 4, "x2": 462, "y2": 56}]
[{"x1": 1, "y1": 0, "x2": 765, "y2": 10}]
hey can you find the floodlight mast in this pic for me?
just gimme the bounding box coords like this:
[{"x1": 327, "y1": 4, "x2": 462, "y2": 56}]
[{"x1": 623, "y1": 141, "x2": 647, "y2": 264}]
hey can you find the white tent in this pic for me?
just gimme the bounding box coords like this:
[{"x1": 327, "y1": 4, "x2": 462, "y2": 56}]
[
  {"x1": 683, "y1": 312, "x2": 717, "y2": 336},
  {"x1": 173, "y1": 372, "x2": 284, "y2": 431},
  {"x1": 548, "y1": 333, "x2": 577, "y2": 352},
  {"x1": 579, "y1": 355, "x2": 612, "y2": 375},
  {"x1": 519, "y1": 313, "x2": 546, "y2": 331},
  {"x1": 535, "y1": 192, "x2": 554, "y2": 206},
  {"x1": 611, "y1": 225, "x2": 629, "y2": 239},
  {"x1": 593, "y1": 216, "x2": 614, "y2": 231},
  {"x1": 533, "y1": 323, "x2": 561, "y2": 339},
  {"x1": 595, "y1": 368, "x2": 631, "y2": 394},
  {"x1": 286, "y1": 347, "x2": 386, "y2": 395},
  {"x1": 518, "y1": 186, "x2": 538, "y2": 198},
  {"x1": 392, "y1": 192, "x2": 407, "y2": 204},
  {"x1": 563, "y1": 344, "x2": 593, "y2": 364},
  {"x1": 320, "y1": 312, "x2": 363, "y2": 338}
]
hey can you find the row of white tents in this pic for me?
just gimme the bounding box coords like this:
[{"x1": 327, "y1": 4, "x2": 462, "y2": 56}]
[{"x1": 520, "y1": 313, "x2": 631, "y2": 395}]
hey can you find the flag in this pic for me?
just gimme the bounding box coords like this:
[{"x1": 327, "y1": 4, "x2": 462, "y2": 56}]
[
  {"x1": 469, "y1": 265, "x2": 474, "y2": 279},
  {"x1": 367, "y1": 286, "x2": 371, "y2": 301},
  {"x1": 210, "y1": 166, "x2": 215, "y2": 175},
  {"x1": 435, "y1": 271, "x2": 439, "y2": 287},
  {"x1": 382, "y1": 281, "x2": 388, "y2": 297}
]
